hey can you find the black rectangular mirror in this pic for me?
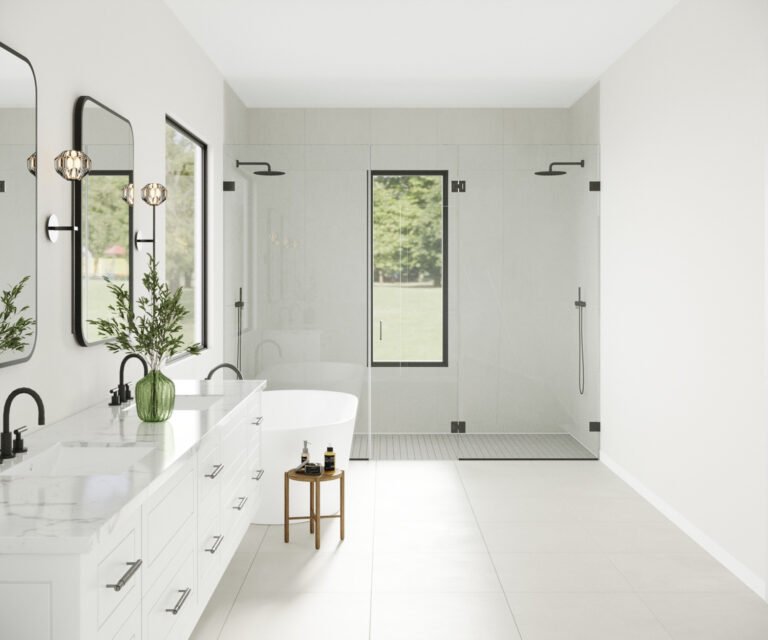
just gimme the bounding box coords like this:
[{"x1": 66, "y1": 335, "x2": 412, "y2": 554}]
[
  {"x1": 74, "y1": 96, "x2": 134, "y2": 346},
  {"x1": 0, "y1": 41, "x2": 37, "y2": 367}
]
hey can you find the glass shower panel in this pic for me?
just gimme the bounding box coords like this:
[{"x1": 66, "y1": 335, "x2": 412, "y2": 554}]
[
  {"x1": 369, "y1": 145, "x2": 459, "y2": 459},
  {"x1": 454, "y1": 143, "x2": 600, "y2": 458},
  {"x1": 223, "y1": 143, "x2": 371, "y2": 456}
]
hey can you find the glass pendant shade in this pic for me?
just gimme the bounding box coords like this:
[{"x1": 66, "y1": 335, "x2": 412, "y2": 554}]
[
  {"x1": 54, "y1": 149, "x2": 92, "y2": 181},
  {"x1": 122, "y1": 183, "x2": 134, "y2": 206},
  {"x1": 26, "y1": 152, "x2": 37, "y2": 176},
  {"x1": 141, "y1": 183, "x2": 167, "y2": 206}
]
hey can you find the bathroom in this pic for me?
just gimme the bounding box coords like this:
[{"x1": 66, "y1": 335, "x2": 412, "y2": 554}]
[{"x1": 2, "y1": 1, "x2": 768, "y2": 639}]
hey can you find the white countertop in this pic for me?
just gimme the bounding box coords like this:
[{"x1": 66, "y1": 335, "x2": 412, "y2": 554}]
[{"x1": 0, "y1": 379, "x2": 265, "y2": 555}]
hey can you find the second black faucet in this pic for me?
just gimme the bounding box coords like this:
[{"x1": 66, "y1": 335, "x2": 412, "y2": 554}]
[{"x1": 110, "y1": 354, "x2": 149, "y2": 406}]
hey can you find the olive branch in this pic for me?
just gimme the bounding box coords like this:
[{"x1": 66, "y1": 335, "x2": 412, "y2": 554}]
[{"x1": 88, "y1": 255, "x2": 202, "y2": 370}]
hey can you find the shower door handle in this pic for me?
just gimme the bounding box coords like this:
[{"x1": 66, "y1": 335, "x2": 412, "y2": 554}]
[{"x1": 379, "y1": 321, "x2": 382, "y2": 341}]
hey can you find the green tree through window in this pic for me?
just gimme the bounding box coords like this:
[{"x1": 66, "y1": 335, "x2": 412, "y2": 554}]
[{"x1": 371, "y1": 171, "x2": 447, "y2": 365}]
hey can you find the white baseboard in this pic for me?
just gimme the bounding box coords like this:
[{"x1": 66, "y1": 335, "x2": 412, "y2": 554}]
[{"x1": 601, "y1": 452, "x2": 766, "y2": 600}]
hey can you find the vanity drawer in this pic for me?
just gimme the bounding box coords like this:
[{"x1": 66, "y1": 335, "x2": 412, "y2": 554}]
[
  {"x1": 220, "y1": 418, "x2": 248, "y2": 471},
  {"x1": 97, "y1": 527, "x2": 142, "y2": 628},
  {"x1": 101, "y1": 605, "x2": 140, "y2": 640},
  {"x1": 222, "y1": 474, "x2": 253, "y2": 536},
  {"x1": 143, "y1": 464, "x2": 195, "y2": 589},
  {"x1": 198, "y1": 509, "x2": 224, "y2": 602},
  {"x1": 143, "y1": 535, "x2": 195, "y2": 640},
  {"x1": 198, "y1": 437, "x2": 224, "y2": 507}
]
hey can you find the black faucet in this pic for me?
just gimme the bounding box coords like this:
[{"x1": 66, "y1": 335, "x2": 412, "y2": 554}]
[
  {"x1": 205, "y1": 363, "x2": 243, "y2": 380},
  {"x1": 114, "y1": 354, "x2": 149, "y2": 405},
  {"x1": 2, "y1": 387, "x2": 45, "y2": 460}
]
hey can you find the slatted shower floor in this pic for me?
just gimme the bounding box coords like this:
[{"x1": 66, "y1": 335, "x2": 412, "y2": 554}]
[{"x1": 351, "y1": 433, "x2": 596, "y2": 460}]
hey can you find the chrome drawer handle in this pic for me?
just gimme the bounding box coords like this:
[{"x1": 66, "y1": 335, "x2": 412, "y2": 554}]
[
  {"x1": 252, "y1": 417, "x2": 263, "y2": 426},
  {"x1": 106, "y1": 559, "x2": 142, "y2": 592},
  {"x1": 165, "y1": 588, "x2": 191, "y2": 615},
  {"x1": 205, "y1": 464, "x2": 224, "y2": 479},
  {"x1": 252, "y1": 469, "x2": 264, "y2": 481},
  {"x1": 233, "y1": 496, "x2": 248, "y2": 511},
  {"x1": 205, "y1": 535, "x2": 224, "y2": 554}
]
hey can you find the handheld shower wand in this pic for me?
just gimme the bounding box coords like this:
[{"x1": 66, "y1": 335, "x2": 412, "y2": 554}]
[{"x1": 575, "y1": 287, "x2": 586, "y2": 395}]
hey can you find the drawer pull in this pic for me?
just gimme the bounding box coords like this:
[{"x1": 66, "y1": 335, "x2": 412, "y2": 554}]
[
  {"x1": 252, "y1": 417, "x2": 263, "y2": 426},
  {"x1": 165, "y1": 588, "x2": 192, "y2": 615},
  {"x1": 233, "y1": 496, "x2": 248, "y2": 511},
  {"x1": 106, "y1": 559, "x2": 142, "y2": 592},
  {"x1": 205, "y1": 535, "x2": 224, "y2": 554},
  {"x1": 252, "y1": 469, "x2": 264, "y2": 481},
  {"x1": 205, "y1": 464, "x2": 224, "y2": 479}
]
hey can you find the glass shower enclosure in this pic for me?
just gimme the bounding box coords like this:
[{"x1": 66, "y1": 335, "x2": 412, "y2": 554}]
[{"x1": 223, "y1": 141, "x2": 599, "y2": 460}]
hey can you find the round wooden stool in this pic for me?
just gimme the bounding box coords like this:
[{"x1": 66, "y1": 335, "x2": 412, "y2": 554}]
[{"x1": 284, "y1": 468, "x2": 345, "y2": 549}]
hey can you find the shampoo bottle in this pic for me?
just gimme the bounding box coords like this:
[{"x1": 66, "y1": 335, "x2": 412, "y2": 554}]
[{"x1": 324, "y1": 445, "x2": 336, "y2": 472}]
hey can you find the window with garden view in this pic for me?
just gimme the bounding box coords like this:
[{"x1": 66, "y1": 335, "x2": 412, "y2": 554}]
[
  {"x1": 371, "y1": 171, "x2": 447, "y2": 366},
  {"x1": 165, "y1": 117, "x2": 207, "y2": 349}
]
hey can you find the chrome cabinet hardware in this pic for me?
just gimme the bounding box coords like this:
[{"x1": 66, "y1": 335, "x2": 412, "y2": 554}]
[
  {"x1": 106, "y1": 559, "x2": 142, "y2": 592},
  {"x1": 252, "y1": 416, "x2": 263, "y2": 426},
  {"x1": 252, "y1": 469, "x2": 264, "y2": 481},
  {"x1": 233, "y1": 496, "x2": 248, "y2": 511},
  {"x1": 165, "y1": 588, "x2": 191, "y2": 615},
  {"x1": 205, "y1": 535, "x2": 224, "y2": 554},
  {"x1": 205, "y1": 464, "x2": 224, "y2": 479}
]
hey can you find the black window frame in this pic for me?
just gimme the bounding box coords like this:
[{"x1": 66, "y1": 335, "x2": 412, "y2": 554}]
[
  {"x1": 165, "y1": 115, "x2": 208, "y2": 356},
  {"x1": 369, "y1": 169, "x2": 449, "y2": 368}
]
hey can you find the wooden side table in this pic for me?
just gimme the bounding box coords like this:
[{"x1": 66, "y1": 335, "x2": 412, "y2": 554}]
[{"x1": 284, "y1": 468, "x2": 345, "y2": 550}]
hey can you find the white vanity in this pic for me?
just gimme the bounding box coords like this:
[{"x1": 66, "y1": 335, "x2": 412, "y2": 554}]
[{"x1": 0, "y1": 379, "x2": 265, "y2": 640}]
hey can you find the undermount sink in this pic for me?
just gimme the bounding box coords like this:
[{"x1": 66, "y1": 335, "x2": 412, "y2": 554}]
[
  {"x1": 172, "y1": 395, "x2": 223, "y2": 411},
  {"x1": 0, "y1": 442, "x2": 154, "y2": 477}
]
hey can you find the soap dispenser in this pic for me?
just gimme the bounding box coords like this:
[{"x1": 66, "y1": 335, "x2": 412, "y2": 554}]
[{"x1": 301, "y1": 440, "x2": 310, "y2": 465}]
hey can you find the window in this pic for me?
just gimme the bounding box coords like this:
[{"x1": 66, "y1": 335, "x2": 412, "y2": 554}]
[
  {"x1": 165, "y1": 117, "x2": 207, "y2": 348},
  {"x1": 371, "y1": 170, "x2": 448, "y2": 366}
]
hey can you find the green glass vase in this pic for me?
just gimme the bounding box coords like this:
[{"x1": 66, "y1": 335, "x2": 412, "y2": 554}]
[{"x1": 135, "y1": 370, "x2": 175, "y2": 422}]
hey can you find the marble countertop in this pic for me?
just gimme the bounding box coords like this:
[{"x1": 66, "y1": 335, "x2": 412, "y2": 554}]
[{"x1": 0, "y1": 379, "x2": 265, "y2": 555}]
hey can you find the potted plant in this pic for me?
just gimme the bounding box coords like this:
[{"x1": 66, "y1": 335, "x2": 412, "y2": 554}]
[
  {"x1": 0, "y1": 275, "x2": 35, "y2": 355},
  {"x1": 90, "y1": 255, "x2": 202, "y2": 422}
]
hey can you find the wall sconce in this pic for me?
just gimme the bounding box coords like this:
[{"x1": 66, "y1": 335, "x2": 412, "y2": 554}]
[
  {"x1": 134, "y1": 182, "x2": 167, "y2": 258},
  {"x1": 122, "y1": 183, "x2": 134, "y2": 206},
  {"x1": 46, "y1": 149, "x2": 92, "y2": 242},
  {"x1": 26, "y1": 152, "x2": 37, "y2": 176}
]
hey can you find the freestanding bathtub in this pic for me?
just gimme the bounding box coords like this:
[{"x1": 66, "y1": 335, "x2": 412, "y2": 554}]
[{"x1": 253, "y1": 389, "x2": 358, "y2": 524}]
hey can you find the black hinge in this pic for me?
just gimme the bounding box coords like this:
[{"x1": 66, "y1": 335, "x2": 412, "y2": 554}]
[
  {"x1": 589, "y1": 181, "x2": 601, "y2": 192},
  {"x1": 223, "y1": 181, "x2": 236, "y2": 192},
  {"x1": 0, "y1": 180, "x2": 5, "y2": 193},
  {"x1": 450, "y1": 421, "x2": 466, "y2": 433},
  {"x1": 451, "y1": 180, "x2": 466, "y2": 193},
  {"x1": 589, "y1": 421, "x2": 601, "y2": 432}
]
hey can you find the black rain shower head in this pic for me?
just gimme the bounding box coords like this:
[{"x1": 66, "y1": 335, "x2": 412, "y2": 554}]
[
  {"x1": 236, "y1": 160, "x2": 286, "y2": 176},
  {"x1": 535, "y1": 160, "x2": 585, "y2": 176}
]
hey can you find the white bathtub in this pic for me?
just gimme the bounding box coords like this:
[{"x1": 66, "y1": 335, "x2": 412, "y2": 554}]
[{"x1": 253, "y1": 389, "x2": 358, "y2": 524}]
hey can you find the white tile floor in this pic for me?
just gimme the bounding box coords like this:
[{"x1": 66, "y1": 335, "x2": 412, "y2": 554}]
[{"x1": 191, "y1": 461, "x2": 768, "y2": 640}]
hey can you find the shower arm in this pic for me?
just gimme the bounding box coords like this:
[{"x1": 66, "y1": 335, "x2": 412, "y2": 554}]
[
  {"x1": 236, "y1": 161, "x2": 273, "y2": 171},
  {"x1": 548, "y1": 161, "x2": 585, "y2": 172}
]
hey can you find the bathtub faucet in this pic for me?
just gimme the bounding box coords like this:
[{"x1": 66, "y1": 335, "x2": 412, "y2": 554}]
[{"x1": 255, "y1": 339, "x2": 283, "y2": 373}]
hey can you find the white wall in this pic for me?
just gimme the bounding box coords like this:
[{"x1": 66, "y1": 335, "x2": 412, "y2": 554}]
[
  {"x1": 600, "y1": 0, "x2": 768, "y2": 595},
  {"x1": 0, "y1": 0, "x2": 242, "y2": 427}
]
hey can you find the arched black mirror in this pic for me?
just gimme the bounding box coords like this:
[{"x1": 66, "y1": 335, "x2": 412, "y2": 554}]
[{"x1": 73, "y1": 96, "x2": 134, "y2": 346}]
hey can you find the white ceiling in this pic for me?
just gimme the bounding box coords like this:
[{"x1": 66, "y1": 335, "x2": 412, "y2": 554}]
[{"x1": 164, "y1": 0, "x2": 679, "y2": 108}]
